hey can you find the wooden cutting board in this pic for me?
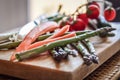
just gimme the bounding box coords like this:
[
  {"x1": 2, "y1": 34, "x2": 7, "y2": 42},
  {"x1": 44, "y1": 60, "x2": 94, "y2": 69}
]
[{"x1": 0, "y1": 23, "x2": 120, "y2": 80}]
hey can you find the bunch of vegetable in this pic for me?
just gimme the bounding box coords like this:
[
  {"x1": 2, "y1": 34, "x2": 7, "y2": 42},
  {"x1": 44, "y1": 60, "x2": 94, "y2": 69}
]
[
  {"x1": 58, "y1": 0, "x2": 117, "y2": 31},
  {"x1": 0, "y1": 24, "x2": 116, "y2": 65},
  {"x1": 0, "y1": 0, "x2": 117, "y2": 65}
]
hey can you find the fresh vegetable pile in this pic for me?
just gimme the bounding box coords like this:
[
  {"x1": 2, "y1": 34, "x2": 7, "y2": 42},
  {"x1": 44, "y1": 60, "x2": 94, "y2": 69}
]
[{"x1": 0, "y1": 1, "x2": 117, "y2": 65}]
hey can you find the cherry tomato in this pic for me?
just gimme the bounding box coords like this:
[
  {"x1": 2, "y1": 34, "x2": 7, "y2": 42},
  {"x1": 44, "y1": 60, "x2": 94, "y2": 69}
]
[
  {"x1": 71, "y1": 19, "x2": 86, "y2": 31},
  {"x1": 90, "y1": 1, "x2": 100, "y2": 8},
  {"x1": 77, "y1": 13, "x2": 88, "y2": 25},
  {"x1": 87, "y1": 5, "x2": 100, "y2": 19},
  {"x1": 69, "y1": 27, "x2": 75, "y2": 32},
  {"x1": 104, "y1": 7, "x2": 116, "y2": 21}
]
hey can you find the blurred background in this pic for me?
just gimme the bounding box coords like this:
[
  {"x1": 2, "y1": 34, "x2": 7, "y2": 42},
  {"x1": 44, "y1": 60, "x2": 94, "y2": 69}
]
[
  {"x1": 0, "y1": 0, "x2": 90, "y2": 33},
  {"x1": 0, "y1": 0, "x2": 28, "y2": 33},
  {"x1": 0, "y1": 0, "x2": 119, "y2": 33}
]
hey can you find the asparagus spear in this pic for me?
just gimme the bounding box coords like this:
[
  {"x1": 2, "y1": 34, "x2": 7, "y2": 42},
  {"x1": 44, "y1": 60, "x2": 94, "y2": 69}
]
[
  {"x1": 107, "y1": 32, "x2": 115, "y2": 37},
  {"x1": 81, "y1": 39, "x2": 99, "y2": 64},
  {"x1": 50, "y1": 48, "x2": 62, "y2": 62},
  {"x1": 15, "y1": 27, "x2": 116, "y2": 61},
  {"x1": 47, "y1": 13, "x2": 60, "y2": 20},
  {"x1": 99, "y1": 32, "x2": 115, "y2": 38},
  {"x1": 50, "y1": 47, "x2": 68, "y2": 62},
  {"x1": 63, "y1": 44, "x2": 78, "y2": 57},
  {"x1": 0, "y1": 41, "x2": 21, "y2": 49},
  {"x1": 50, "y1": 46, "x2": 77, "y2": 62},
  {"x1": 88, "y1": 20, "x2": 115, "y2": 38},
  {"x1": 71, "y1": 42, "x2": 93, "y2": 65},
  {"x1": 0, "y1": 40, "x2": 10, "y2": 44},
  {"x1": 96, "y1": 15, "x2": 112, "y2": 28},
  {"x1": 49, "y1": 14, "x2": 64, "y2": 23},
  {"x1": 0, "y1": 31, "x2": 90, "y2": 49},
  {"x1": 56, "y1": 47, "x2": 68, "y2": 59}
]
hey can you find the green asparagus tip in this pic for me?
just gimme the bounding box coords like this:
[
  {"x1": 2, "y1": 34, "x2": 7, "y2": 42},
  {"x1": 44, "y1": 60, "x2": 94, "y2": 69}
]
[
  {"x1": 69, "y1": 50, "x2": 79, "y2": 57},
  {"x1": 57, "y1": 47, "x2": 68, "y2": 59},
  {"x1": 105, "y1": 27, "x2": 116, "y2": 32},
  {"x1": 83, "y1": 55, "x2": 93, "y2": 66},
  {"x1": 50, "y1": 49, "x2": 62, "y2": 62},
  {"x1": 99, "y1": 27, "x2": 116, "y2": 37},
  {"x1": 91, "y1": 54, "x2": 99, "y2": 64},
  {"x1": 107, "y1": 32, "x2": 115, "y2": 37},
  {"x1": 100, "y1": 32, "x2": 115, "y2": 38}
]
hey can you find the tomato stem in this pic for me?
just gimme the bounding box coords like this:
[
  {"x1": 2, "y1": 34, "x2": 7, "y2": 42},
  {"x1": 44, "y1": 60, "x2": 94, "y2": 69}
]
[
  {"x1": 71, "y1": 3, "x2": 88, "y2": 16},
  {"x1": 57, "y1": 4, "x2": 63, "y2": 13}
]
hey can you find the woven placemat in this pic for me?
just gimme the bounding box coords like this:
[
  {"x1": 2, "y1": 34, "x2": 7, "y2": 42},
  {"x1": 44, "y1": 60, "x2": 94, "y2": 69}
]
[{"x1": 84, "y1": 50, "x2": 120, "y2": 80}]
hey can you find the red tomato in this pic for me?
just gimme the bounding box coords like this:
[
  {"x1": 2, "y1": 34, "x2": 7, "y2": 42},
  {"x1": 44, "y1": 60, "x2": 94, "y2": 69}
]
[
  {"x1": 90, "y1": 1, "x2": 100, "y2": 8},
  {"x1": 104, "y1": 7, "x2": 116, "y2": 21},
  {"x1": 69, "y1": 27, "x2": 75, "y2": 32},
  {"x1": 71, "y1": 19, "x2": 86, "y2": 31},
  {"x1": 77, "y1": 13, "x2": 88, "y2": 25},
  {"x1": 87, "y1": 5, "x2": 100, "y2": 19}
]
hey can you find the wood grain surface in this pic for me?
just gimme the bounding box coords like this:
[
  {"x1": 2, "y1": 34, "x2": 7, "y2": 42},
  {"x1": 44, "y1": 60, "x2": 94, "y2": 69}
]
[
  {"x1": 0, "y1": 50, "x2": 120, "y2": 80},
  {"x1": 0, "y1": 23, "x2": 120, "y2": 80}
]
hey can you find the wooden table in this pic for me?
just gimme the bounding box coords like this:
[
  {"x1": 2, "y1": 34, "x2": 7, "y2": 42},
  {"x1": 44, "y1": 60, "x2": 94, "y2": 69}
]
[{"x1": 0, "y1": 22, "x2": 120, "y2": 80}]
